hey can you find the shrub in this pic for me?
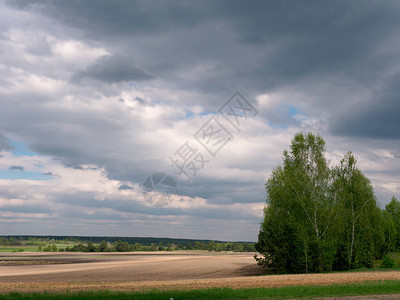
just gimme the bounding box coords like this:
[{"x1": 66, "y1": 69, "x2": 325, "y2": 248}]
[{"x1": 381, "y1": 255, "x2": 395, "y2": 268}]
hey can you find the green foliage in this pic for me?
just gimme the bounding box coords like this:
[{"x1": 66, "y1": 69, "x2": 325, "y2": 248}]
[
  {"x1": 98, "y1": 240, "x2": 108, "y2": 252},
  {"x1": 43, "y1": 245, "x2": 51, "y2": 252},
  {"x1": 86, "y1": 241, "x2": 94, "y2": 252},
  {"x1": 149, "y1": 243, "x2": 157, "y2": 251},
  {"x1": 0, "y1": 237, "x2": 22, "y2": 246},
  {"x1": 256, "y1": 133, "x2": 337, "y2": 273},
  {"x1": 382, "y1": 210, "x2": 397, "y2": 252},
  {"x1": 256, "y1": 132, "x2": 388, "y2": 273},
  {"x1": 11, "y1": 248, "x2": 24, "y2": 253},
  {"x1": 157, "y1": 242, "x2": 164, "y2": 251},
  {"x1": 385, "y1": 196, "x2": 400, "y2": 250},
  {"x1": 381, "y1": 254, "x2": 395, "y2": 268},
  {"x1": 332, "y1": 153, "x2": 385, "y2": 270},
  {"x1": 114, "y1": 240, "x2": 130, "y2": 252}
]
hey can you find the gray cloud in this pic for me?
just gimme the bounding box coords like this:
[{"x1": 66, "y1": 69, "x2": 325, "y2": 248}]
[
  {"x1": 9, "y1": 1, "x2": 399, "y2": 98},
  {"x1": 9, "y1": 165, "x2": 24, "y2": 171},
  {"x1": 118, "y1": 184, "x2": 133, "y2": 190},
  {"x1": 71, "y1": 55, "x2": 153, "y2": 84},
  {"x1": 0, "y1": 134, "x2": 12, "y2": 151},
  {"x1": 0, "y1": 204, "x2": 52, "y2": 214},
  {"x1": 330, "y1": 72, "x2": 400, "y2": 139},
  {"x1": 8, "y1": 0, "x2": 207, "y2": 38}
]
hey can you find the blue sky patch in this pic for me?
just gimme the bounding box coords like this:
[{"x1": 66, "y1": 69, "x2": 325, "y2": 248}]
[
  {"x1": 0, "y1": 169, "x2": 53, "y2": 180},
  {"x1": 9, "y1": 140, "x2": 39, "y2": 157}
]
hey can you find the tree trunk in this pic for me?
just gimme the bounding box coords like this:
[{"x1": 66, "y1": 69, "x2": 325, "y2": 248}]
[
  {"x1": 349, "y1": 220, "x2": 355, "y2": 269},
  {"x1": 304, "y1": 243, "x2": 308, "y2": 273}
]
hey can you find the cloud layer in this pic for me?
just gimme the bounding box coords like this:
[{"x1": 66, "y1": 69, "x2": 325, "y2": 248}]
[{"x1": 0, "y1": 0, "x2": 399, "y2": 241}]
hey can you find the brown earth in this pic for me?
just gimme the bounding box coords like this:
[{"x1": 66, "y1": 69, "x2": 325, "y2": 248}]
[{"x1": 0, "y1": 252, "x2": 400, "y2": 293}]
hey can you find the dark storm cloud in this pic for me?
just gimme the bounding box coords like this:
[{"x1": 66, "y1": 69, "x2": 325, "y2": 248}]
[
  {"x1": 8, "y1": 0, "x2": 207, "y2": 38},
  {"x1": 330, "y1": 73, "x2": 400, "y2": 139},
  {"x1": 9, "y1": 165, "x2": 24, "y2": 171},
  {"x1": 9, "y1": 0, "x2": 400, "y2": 95},
  {"x1": 216, "y1": 1, "x2": 399, "y2": 86},
  {"x1": 118, "y1": 184, "x2": 133, "y2": 190},
  {"x1": 71, "y1": 55, "x2": 153, "y2": 84},
  {"x1": 8, "y1": 0, "x2": 399, "y2": 139}
]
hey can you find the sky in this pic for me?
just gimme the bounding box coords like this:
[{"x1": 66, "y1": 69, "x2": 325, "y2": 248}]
[{"x1": 0, "y1": 0, "x2": 399, "y2": 242}]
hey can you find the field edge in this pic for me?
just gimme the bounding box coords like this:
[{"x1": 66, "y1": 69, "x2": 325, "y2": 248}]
[{"x1": 1, "y1": 280, "x2": 400, "y2": 299}]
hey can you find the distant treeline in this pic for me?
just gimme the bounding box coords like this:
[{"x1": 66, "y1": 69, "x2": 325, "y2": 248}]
[
  {"x1": 65, "y1": 240, "x2": 255, "y2": 252},
  {"x1": 0, "y1": 236, "x2": 255, "y2": 252}
]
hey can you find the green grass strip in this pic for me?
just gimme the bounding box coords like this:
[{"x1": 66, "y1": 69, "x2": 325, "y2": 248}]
[{"x1": 1, "y1": 280, "x2": 400, "y2": 299}]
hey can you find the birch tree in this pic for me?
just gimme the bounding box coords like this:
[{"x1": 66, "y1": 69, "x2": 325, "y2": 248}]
[
  {"x1": 385, "y1": 196, "x2": 400, "y2": 250},
  {"x1": 256, "y1": 132, "x2": 338, "y2": 273},
  {"x1": 332, "y1": 152, "x2": 381, "y2": 269}
]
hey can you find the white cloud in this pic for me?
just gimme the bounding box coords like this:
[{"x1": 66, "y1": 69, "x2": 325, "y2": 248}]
[{"x1": 52, "y1": 40, "x2": 109, "y2": 63}]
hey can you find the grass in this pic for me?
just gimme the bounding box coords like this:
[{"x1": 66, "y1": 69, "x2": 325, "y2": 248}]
[
  {"x1": 1, "y1": 280, "x2": 400, "y2": 299},
  {"x1": 0, "y1": 247, "x2": 37, "y2": 252},
  {"x1": 0, "y1": 244, "x2": 76, "y2": 253}
]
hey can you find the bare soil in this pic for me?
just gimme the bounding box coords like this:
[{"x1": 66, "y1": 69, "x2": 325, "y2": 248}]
[{"x1": 0, "y1": 252, "x2": 399, "y2": 293}]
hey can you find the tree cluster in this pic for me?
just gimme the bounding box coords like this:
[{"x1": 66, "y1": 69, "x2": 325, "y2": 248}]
[{"x1": 255, "y1": 132, "x2": 399, "y2": 273}]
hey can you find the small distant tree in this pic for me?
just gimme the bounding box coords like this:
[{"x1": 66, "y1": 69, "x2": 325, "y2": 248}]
[
  {"x1": 133, "y1": 243, "x2": 143, "y2": 251},
  {"x1": 98, "y1": 241, "x2": 108, "y2": 252},
  {"x1": 185, "y1": 243, "x2": 194, "y2": 250},
  {"x1": 193, "y1": 241, "x2": 206, "y2": 250},
  {"x1": 72, "y1": 243, "x2": 87, "y2": 252},
  {"x1": 113, "y1": 240, "x2": 129, "y2": 252},
  {"x1": 86, "y1": 241, "x2": 95, "y2": 252},
  {"x1": 158, "y1": 242, "x2": 164, "y2": 251},
  {"x1": 43, "y1": 244, "x2": 52, "y2": 252},
  {"x1": 243, "y1": 243, "x2": 255, "y2": 252},
  {"x1": 150, "y1": 243, "x2": 157, "y2": 251},
  {"x1": 166, "y1": 243, "x2": 176, "y2": 251},
  {"x1": 207, "y1": 241, "x2": 217, "y2": 252}
]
